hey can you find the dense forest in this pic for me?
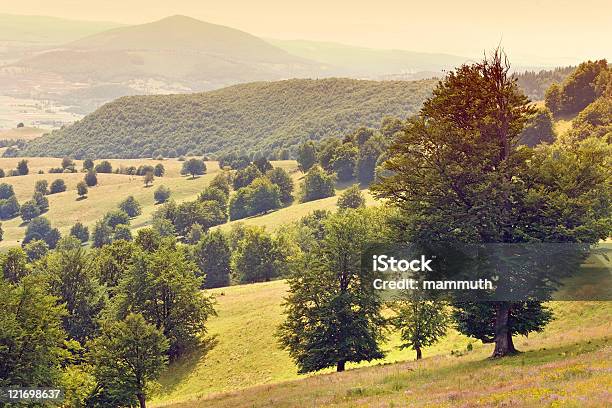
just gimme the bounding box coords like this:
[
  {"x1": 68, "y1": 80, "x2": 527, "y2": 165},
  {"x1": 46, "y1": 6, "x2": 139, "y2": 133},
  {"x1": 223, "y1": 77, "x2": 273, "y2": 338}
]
[
  {"x1": 514, "y1": 65, "x2": 575, "y2": 101},
  {"x1": 21, "y1": 78, "x2": 436, "y2": 159}
]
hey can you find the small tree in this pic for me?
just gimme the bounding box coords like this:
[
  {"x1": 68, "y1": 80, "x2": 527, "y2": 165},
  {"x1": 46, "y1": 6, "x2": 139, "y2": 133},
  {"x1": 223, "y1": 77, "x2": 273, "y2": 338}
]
[
  {"x1": 337, "y1": 184, "x2": 365, "y2": 209},
  {"x1": 17, "y1": 159, "x2": 29, "y2": 176},
  {"x1": 20, "y1": 200, "x2": 41, "y2": 222},
  {"x1": 233, "y1": 164, "x2": 261, "y2": 189},
  {"x1": 119, "y1": 196, "x2": 142, "y2": 218},
  {"x1": 88, "y1": 314, "x2": 169, "y2": 408},
  {"x1": 299, "y1": 165, "x2": 336, "y2": 203},
  {"x1": 49, "y1": 179, "x2": 67, "y2": 194},
  {"x1": 390, "y1": 292, "x2": 450, "y2": 360},
  {"x1": 153, "y1": 163, "x2": 165, "y2": 177},
  {"x1": 92, "y1": 220, "x2": 113, "y2": 248},
  {"x1": 70, "y1": 222, "x2": 90, "y2": 243},
  {"x1": 62, "y1": 157, "x2": 75, "y2": 171},
  {"x1": 253, "y1": 157, "x2": 273, "y2": 173},
  {"x1": 297, "y1": 141, "x2": 317, "y2": 172},
  {"x1": 83, "y1": 158, "x2": 95, "y2": 172},
  {"x1": 193, "y1": 230, "x2": 231, "y2": 288},
  {"x1": 23, "y1": 239, "x2": 49, "y2": 261},
  {"x1": 35, "y1": 179, "x2": 49, "y2": 195},
  {"x1": 76, "y1": 181, "x2": 88, "y2": 199},
  {"x1": 94, "y1": 161, "x2": 113, "y2": 173},
  {"x1": 85, "y1": 171, "x2": 98, "y2": 187},
  {"x1": 0, "y1": 183, "x2": 15, "y2": 199},
  {"x1": 104, "y1": 210, "x2": 130, "y2": 229},
  {"x1": 267, "y1": 167, "x2": 294, "y2": 205},
  {"x1": 33, "y1": 191, "x2": 49, "y2": 212},
  {"x1": 143, "y1": 171, "x2": 154, "y2": 187},
  {"x1": 154, "y1": 186, "x2": 171, "y2": 204},
  {"x1": 114, "y1": 224, "x2": 133, "y2": 242},
  {"x1": 181, "y1": 158, "x2": 206, "y2": 179}
]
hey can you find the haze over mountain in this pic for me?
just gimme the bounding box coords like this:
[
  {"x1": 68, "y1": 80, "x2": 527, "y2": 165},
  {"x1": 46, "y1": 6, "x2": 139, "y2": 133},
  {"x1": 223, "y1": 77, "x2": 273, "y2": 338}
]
[
  {"x1": 0, "y1": 15, "x2": 324, "y2": 113},
  {"x1": 0, "y1": 14, "x2": 122, "y2": 65},
  {"x1": 268, "y1": 39, "x2": 469, "y2": 78}
]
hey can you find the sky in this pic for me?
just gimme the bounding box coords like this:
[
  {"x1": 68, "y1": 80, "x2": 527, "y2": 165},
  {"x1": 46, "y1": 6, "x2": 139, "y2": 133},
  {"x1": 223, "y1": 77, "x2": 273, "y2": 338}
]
[{"x1": 2, "y1": 0, "x2": 611, "y2": 66}]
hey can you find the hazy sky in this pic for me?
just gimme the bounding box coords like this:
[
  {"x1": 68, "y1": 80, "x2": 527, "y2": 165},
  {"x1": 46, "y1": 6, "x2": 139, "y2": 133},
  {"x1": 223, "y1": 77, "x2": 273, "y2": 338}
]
[{"x1": 3, "y1": 0, "x2": 611, "y2": 65}]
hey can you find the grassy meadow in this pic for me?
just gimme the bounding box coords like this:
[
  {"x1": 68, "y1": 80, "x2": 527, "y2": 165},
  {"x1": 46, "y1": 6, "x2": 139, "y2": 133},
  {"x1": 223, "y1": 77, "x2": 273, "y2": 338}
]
[
  {"x1": 150, "y1": 278, "x2": 611, "y2": 407},
  {"x1": 0, "y1": 158, "x2": 370, "y2": 248}
]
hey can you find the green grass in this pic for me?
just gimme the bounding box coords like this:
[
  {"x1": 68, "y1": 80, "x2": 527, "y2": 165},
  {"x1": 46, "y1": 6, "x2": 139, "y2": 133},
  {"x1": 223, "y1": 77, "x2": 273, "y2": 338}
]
[
  {"x1": 0, "y1": 157, "x2": 224, "y2": 248},
  {"x1": 0, "y1": 158, "x2": 371, "y2": 248},
  {"x1": 150, "y1": 275, "x2": 612, "y2": 407}
]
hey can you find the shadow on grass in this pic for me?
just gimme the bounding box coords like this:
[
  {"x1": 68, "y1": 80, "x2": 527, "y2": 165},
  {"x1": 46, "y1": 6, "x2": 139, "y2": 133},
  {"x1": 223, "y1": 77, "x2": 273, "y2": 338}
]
[
  {"x1": 375, "y1": 336, "x2": 610, "y2": 391},
  {"x1": 76, "y1": 196, "x2": 87, "y2": 201},
  {"x1": 159, "y1": 334, "x2": 220, "y2": 395}
]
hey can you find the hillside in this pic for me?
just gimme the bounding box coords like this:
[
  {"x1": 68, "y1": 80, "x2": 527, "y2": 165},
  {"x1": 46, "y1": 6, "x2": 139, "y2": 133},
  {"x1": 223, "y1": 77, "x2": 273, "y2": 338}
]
[
  {"x1": 149, "y1": 279, "x2": 611, "y2": 407},
  {"x1": 0, "y1": 16, "x2": 321, "y2": 111},
  {"x1": 22, "y1": 78, "x2": 436, "y2": 159}
]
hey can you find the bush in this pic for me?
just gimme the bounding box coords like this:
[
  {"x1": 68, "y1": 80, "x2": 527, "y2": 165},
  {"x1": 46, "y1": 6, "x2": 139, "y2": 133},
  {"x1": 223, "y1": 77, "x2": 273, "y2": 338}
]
[
  {"x1": 23, "y1": 216, "x2": 61, "y2": 248},
  {"x1": 17, "y1": 159, "x2": 29, "y2": 176},
  {"x1": 337, "y1": 184, "x2": 365, "y2": 209},
  {"x1": 119, "y1": 196, "x2": 142, "y2": 217},
  {"x1": 94, "y1": 160, "x2": 113, "y2": 173},
  {"x1": 299, "y1": 165, "x2": 336, "y2": 203},
  {"x1": 35, "y1": 180, "x2": 49, "y2": 195},
  {"x1": 154, "y1": 186, "x2": 171, "y2": 204},
  {"x1": 104, "y1": 210, "x2": 130, "y2": 229},
  {"x1": 0, "y1": 196, "x2": 20, "y2": 219},
  {"x1": 84, "y1": 170, "x2": 98, "y2": 187},
  {"x1": 33, "y1": 192, "x2": 49, "y2": 212},
  {"x1": 70, "y1": 222, "x2": 90, "y2": 243},
  {"x1": 267, "y1": 167, "x2": 294, "y2": 204},
  {"x1": 233, "y1": 164, "x2": 261, "y2": 189},
  {"x1": 49, "y1": 179, "x2": 67, "y2": 194},
  {"x1": 154, "y1": 163, "x2": 165, "y2": 177},
  {"x1": 113, "y1": 224, "x2": 133, "y2": 241},
  {"x1": 83, "y1": 158, "x2": 94, "y2": 171},
  {"x1": 77, "y1": 181, "x2": 88, "y2": 198},
  {"x1": 20, "y1": 200, "x2": 41, "y2": 222},
  {"x1": 0, "y1": 183, "x2": 15, "y2": 199},
  {"x1": 180, "y1": 158, "x2": 206, "y2": 178}
]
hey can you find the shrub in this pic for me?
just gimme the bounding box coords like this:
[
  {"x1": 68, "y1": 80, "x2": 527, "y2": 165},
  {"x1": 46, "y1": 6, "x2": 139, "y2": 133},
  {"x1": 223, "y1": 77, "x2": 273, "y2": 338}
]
[
  {"x1": 20, "y1": 200, "x2": 41, "y2": 222},
  {"x1": 49, "y1": 179, "x2": 67, "y2": 194},
  {"x1": 85, "y1": 170, "x2": 98, "y2": 187},
  {"x1": 337, "y1": 184, "x2": 365, "y2": 209},
  {"x1": 154, "y1": 186, "x2": 171, "y2": 204},
  {"x1": 94, "y1": 160, "x2": 113, "y2": 173},
  {"x1": 77, "y1": 181, "x2": 88, "y2": 198},
  {"x1": 299, "y1": 165, "x2": 336, "y2": 203},
  {"x1": 70, "y1": 222, "x2": 90, "y2": 243},
  {"x1": 119, "y1": 196, "x2": 142, "y2": 217}
]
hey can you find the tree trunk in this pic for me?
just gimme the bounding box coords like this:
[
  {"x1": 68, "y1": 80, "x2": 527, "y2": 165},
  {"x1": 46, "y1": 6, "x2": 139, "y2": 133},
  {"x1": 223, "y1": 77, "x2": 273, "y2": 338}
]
[
  {"x1": 491, "y1": 302, "x2": 517, "y2": 358},
  {"x1": 337, "y1": 360, "x2": 346, "y2": 372},
  {"x1": 137, "y1": 393, "x2": 146, "y2": 408},
  {"x1": 416, "y1": 347, "x2": 422, "y2": 360}
]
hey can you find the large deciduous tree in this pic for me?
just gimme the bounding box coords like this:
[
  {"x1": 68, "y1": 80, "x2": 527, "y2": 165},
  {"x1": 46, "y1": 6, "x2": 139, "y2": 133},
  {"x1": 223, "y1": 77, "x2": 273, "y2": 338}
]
[
  {"x1": 372, "y1": 50, "x2": 611, "y2": 357},
  {"x1": 278, "y1": 208, "x2": 387, "y2": 372}
]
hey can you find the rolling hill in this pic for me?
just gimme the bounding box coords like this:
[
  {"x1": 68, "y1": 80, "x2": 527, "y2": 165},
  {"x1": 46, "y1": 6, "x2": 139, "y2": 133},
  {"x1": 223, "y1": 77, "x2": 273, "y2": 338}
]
[
  {"x1": 0, "y1": 15, "x2": 323, "y2": 112},
  {"x1": 22, "y1": 78, "x2": 436, "y2": 159}
]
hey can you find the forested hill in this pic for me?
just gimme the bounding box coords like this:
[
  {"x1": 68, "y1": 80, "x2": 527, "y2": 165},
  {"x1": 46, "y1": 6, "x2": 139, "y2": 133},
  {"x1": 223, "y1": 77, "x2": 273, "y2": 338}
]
[{"x1": 22, "y1": 78, "x2": 436, "y2": 159}]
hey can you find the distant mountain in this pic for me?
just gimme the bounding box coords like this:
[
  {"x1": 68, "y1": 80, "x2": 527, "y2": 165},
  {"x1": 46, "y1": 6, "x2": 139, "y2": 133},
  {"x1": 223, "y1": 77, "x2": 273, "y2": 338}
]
[
  {"x1": 0, "y1": 16, "x2": 323, "y2": 112},
  {"x1": 0, "y1": 14, "x2": 122, "y2": 66},
  {"x1": 22, "y1": 78, "x2": 436, "y2": 159},
  {"x1": 268, "y1": 39, "x2": 469, "y2": 78}
]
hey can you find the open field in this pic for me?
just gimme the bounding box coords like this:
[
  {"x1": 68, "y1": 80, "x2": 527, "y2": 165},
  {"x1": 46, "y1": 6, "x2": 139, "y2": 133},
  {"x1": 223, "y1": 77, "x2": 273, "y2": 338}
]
[
  {"x1": 0, "y1": 126, "x2": 47, "y2": 140},
  {"x1": 0, "y1": 157, "x2": 223, "y2": 248},
  {"x1": 0, "y1": 158, "x2": 368, "y2": 248},
  {"x1": 151, "y1": 277, "x2": 611, "y2": 407}
]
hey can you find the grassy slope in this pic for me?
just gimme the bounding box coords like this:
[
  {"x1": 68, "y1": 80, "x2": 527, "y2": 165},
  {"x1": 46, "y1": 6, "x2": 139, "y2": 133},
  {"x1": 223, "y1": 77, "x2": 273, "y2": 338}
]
[
  {"x1": 152, "y1": 277, "x2": 611, "y2": 407},
  {"x1": 0, "y1": 159, "x2": 367, "y2": 248},
  {"x1": 0, "y1": 157, "x2": 223, "y2": 248},
  {"x1": 0, "y1": 127, "x2": 47, "y2": 141}
]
